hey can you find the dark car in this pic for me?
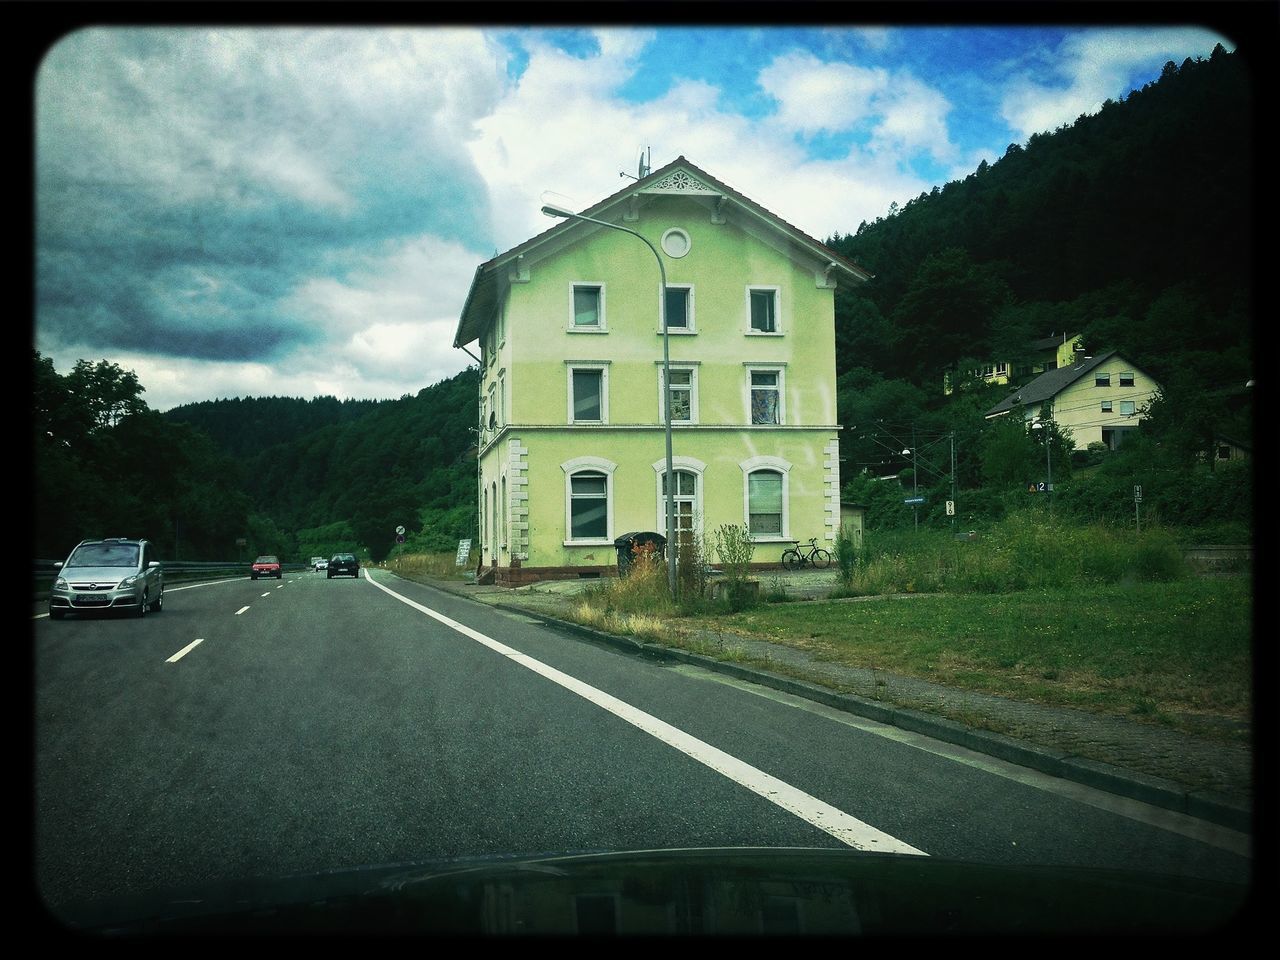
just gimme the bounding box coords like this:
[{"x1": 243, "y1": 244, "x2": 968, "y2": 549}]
[
  {"x1": 251, "y1": 556, "x2": 282, "y2": 580},
  {"x1": 327, "y1": 553, "x2": 359, "y2": 578}
]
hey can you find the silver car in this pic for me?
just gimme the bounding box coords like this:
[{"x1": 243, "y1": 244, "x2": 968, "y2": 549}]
[{"x1": 47, "y1": 538, "x2": 164, "y2": 619}]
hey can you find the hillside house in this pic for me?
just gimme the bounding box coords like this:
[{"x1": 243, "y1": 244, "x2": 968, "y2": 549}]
[{"x1": 983, "y1": 350, "x2": 1161, "y2": 451}]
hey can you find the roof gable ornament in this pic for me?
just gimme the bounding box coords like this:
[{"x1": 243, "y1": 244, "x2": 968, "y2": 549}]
[{"x1": 641, "y1": 169, "x2": 721, "y2": 196}]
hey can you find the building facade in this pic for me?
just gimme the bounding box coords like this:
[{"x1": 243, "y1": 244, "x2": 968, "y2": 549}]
[
  {"x1": 454, "y1": 157, "x2": 870, "y2": 583},
  {"x1": 984, "y1": 350, "x2": 1161, "y2": 451}
]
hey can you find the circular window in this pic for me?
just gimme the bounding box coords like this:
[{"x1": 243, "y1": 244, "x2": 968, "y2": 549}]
[{"x1": 661, "y1": 228, "x2": 691, "y2": 259}]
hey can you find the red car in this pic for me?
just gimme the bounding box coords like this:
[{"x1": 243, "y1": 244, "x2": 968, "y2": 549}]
[{"x1": 251, "y1": 555, "x2": 282, "y2": 580}]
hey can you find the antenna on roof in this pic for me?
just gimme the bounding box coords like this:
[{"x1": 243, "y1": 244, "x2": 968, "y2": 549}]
[{"x1": 620, "y1": 146, "x2": 651, "y2": 181}]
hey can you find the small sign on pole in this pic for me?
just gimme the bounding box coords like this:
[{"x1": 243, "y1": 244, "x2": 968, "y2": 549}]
[
  {"x1": 1133, "y1": 485, "x2": 1142, "y2": 502},
  {"x1": 946, "y1": 500, "x2": 955, "y2": 516},
  {"x1": 455, "y1": 539, "x2": 473, "y2": 567}
]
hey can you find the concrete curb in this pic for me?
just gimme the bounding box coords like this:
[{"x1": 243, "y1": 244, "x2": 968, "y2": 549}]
[{"x1": 420, "y1": 577, "x2": 1253, "y2": 835}]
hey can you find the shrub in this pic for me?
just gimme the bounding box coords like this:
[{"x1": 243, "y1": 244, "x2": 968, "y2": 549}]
[
  {"x1": 712, "y1": 523, "x2": 757, "y2": 612},
  {"x1": 675, "y1": 527, "x2": 709, "y2": 605},
  {"x1": 834, "y1": 525, "x2": 859, "y2": 589}
]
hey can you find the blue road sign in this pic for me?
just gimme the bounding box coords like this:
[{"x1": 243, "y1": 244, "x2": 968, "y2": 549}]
[{"x1": 904, "y1": 497, "x2": 926, "y2": 504}]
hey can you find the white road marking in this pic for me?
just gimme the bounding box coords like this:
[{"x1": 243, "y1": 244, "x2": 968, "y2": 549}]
[
  {"x1": 260, "y1": 593, "x2": 271, "y2": 598},
  {"x1": 363, "y1": 572, "x2": 926, "y2": 856},
  {"x1": 235, "y1": 606, "x2": 250, "y2": 616},
  {"x1": 167, "y1": 638, "x2": 205, "y2": 663},
  {"x1": 670, "y1": 665, "x2": 1252, "y2": 857}
]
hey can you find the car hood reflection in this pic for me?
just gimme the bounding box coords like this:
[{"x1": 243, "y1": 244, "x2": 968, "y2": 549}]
[{"x1": 54, "y1": 847, "x2": 1250, "y2": 936}]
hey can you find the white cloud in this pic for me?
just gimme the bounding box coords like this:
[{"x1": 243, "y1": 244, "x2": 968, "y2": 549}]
[
  {"x1": 999, "y1": 27, "x2": 1232, "y2": 139},
  {"x1": 758, "y1": 51, "x2": 886, "y2": 137},
  {"x1": 870, "y1": 75, "x2": 955, "y2": 163},
  {"x1": 277, "y1": 234, "x2": 480, "y2": 374},
  {"x1": 469, "y1": 33, "x2": 944, "y2": 253}
]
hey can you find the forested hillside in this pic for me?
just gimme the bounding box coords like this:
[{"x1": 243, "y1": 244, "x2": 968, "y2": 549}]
[
  {"x1": 36, "y1": 47, "x2": 1254, "y2": 562},
  {"x1": 825, "y1": 46, "x2": 1253, "y2": 521},
  {"x1": 164, "y1": 369, "x2": 479, "y2": 561}
]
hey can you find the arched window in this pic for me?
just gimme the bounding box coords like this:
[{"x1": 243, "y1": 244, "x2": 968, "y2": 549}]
[
  {"x1": 747, "y1": 470, "x2": 784, "y2": 536},
  {"x1": 653, "y1": 457, "x2": 706, "y2": 539},
  {"x1": 741, "y1": 455, "x2": 791, "y2": 540},
  {"x1": 562, "y1": 456, "x2": 617, "y2": 545},
  {"x1": 568, "y1": 472, "x2": 608, "y2": 540}
]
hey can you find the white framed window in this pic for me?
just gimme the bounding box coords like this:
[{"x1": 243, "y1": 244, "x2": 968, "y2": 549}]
[
  {"x1": 498, "y1": 301, "x2": 507, "y2": 347},
  {"x1": 746, "y1": 365, "x2": 785, "y2": 425},
  {"x1": 1120, "y1": 400, "x2": 1136, "y2": 416},
  {"x1": 1119, "y1": 372, "x2": 1135, "y2": 387},
  {"x1": 746, "y1": 286, "x2": 781, "y2": 334},
  {"x1": 487, "y1": 383, "x2": 497, "y2": 431},
  {"x1": 741, "y1": 456, "x2": 791, "y2": 541},
  {"x1": 1095, "y1": 371, "x2": 1111, "y2": 387},
  {"x1": 562, "y1": 456, "x2": 617, "y2": 545},
  {"x1": 653, "y1": 456, "x2": 707, "y2": 538},
  {"x1": 661, "y1": 284, "x2": 695, "y2": 333},
  {"x1": 498, "y1": 373, "x2": 506, "y2": 428},
  {"x1": 1101, "y1": 400, "x2": 1113, "y2": 413},
  {"x1": 569, "y1": 283, "x2": 606, "y2": 331},
  {"x1": 567, "y1": 363, "x2": 609, "y2": 423},
  {"x1": 659, "y1": 363, "x2": 698, "y2": 423}
]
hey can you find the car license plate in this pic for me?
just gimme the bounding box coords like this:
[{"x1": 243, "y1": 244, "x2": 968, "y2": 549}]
[{"x1": 78, "y1": 594, "x2": 108, "y2": 604}]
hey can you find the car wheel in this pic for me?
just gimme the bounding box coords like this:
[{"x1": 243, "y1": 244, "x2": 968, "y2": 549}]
[
  {"x1": 49, "y1": 606, "x2": 65, "y2": 620},
  {"x1": 251, "y1": 573, "x2": 258, "y2": 580},
  {"x1": 149, "y1": 592, "x2": 163, "y2": 613},
  {"x1": 135, "y1": 593, "x2": 148, "y2": 618},
  {"x1": 327, "y1": 571, "x2": 333, "y2": 579}
]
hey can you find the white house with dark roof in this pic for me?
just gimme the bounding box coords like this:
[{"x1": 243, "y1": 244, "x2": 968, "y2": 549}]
[{"x1": 984, "y1": 350, "x2": 1161, "y2": 451}]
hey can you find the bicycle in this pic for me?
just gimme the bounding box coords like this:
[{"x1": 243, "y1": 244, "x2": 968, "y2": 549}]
[{"x1": 781, "y1": 538, "x2": 832, "y2": 570}]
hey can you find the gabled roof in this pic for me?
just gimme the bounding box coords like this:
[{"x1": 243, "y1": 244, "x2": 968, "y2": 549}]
[
  {"x1": 984, "y1": 351, "x2": 1124, "y2": 417},
  {"x1": 1028, "y1": 333, "x2": 1080, "y2": 352},
  {"x1": 454, "y1": 156, "x2": 873, "y2": 348}
]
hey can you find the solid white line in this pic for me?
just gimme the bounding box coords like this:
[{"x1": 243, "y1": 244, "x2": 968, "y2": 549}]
[
  {"x1": 235, "y1": 606, "x2": 250, "y2": 616},
  {"x1": 167, "y1": 638, "x2": 205, "y2": 663},
  {"x1": 363, "y1": 572, "x2": 926, "y2": 856},
  {"x1": 672, "y1": 666, "x2": 1252, "y2": 857},
  {"x1": 260, "y1": 592, "x2": 271, "y2": 598}
]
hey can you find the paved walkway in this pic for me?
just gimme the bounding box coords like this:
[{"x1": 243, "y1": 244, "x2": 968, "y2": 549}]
[{"x1": 388, "y1": 568, "x2": 1253, "y2": 833}]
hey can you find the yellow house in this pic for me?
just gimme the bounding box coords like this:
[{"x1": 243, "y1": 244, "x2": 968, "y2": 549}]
[
  {"x1": 945, "y1": 333, "x2": 1084, "y2": 394},
  {"x1": 983, "y1": 350, "x2": 1161, "y2": 450},
  {"x1": 453, "y1": 157, "x2": 872, "y2": 584}
]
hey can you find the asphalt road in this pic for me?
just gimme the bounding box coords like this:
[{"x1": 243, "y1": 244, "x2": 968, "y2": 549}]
[{"x1": 33, "y1": 568, "x2": 1253, "y2": 926}]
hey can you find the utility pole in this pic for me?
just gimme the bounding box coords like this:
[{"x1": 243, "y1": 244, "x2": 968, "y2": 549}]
[
  {"x1": 949, "y1": 432, "x2": 956, "y2": 533},
  {"x1": 911, "y1": 424, "x2": 918, "y2": 531}
]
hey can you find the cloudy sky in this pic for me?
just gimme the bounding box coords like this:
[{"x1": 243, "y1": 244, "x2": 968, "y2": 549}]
[{"x1": 34, "y1": 21, "x2": 1237, "y2": 411}]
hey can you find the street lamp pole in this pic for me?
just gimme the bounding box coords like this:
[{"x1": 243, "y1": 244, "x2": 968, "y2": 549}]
[
  {"x1": 1032, "y1": 418, "x2": 1054, "y2": 518},
  {"x1": 541, "y1": 202, "x2": 678, "y2": 597}
]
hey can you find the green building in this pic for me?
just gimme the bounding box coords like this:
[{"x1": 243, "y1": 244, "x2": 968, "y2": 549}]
[{"x1": 453, "y1": 157, "x2": 871, "y2": 584}]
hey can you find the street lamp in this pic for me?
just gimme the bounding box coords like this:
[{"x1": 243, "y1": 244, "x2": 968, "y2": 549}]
[
  {"x1": 541, "y1": 201, "x2": 678, "y2": 597},
  {"x1": 1031, "y1": 418, "x2": 1053, "y2": 517}
]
